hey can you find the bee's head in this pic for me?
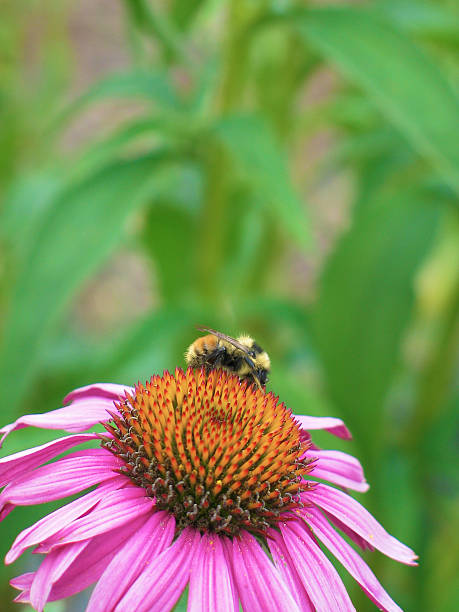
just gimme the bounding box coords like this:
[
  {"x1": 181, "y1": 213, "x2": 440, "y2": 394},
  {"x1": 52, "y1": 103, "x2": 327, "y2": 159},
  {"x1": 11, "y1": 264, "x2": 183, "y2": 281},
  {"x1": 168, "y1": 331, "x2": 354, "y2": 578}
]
[
  {"x1": 237, "y1": 335, "x2": 271, "y2": 386},
  {"x1": 256, "y1": 367, "x2": 269, "y2": 386}
]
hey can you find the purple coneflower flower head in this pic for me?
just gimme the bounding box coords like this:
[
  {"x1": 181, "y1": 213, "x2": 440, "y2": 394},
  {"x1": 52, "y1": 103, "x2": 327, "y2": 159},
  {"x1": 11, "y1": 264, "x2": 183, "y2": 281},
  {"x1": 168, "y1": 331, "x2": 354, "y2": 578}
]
[{"x1": 0, "y1": 368, "x2": 416, "y2": 611}]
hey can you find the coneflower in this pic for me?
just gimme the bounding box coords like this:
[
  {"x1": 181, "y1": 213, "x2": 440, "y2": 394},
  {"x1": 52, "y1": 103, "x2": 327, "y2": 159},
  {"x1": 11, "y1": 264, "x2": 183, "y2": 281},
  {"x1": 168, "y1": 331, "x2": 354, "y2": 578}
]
[{"x1": 0, "y1": 368, "x2": 416, "y2": 611}]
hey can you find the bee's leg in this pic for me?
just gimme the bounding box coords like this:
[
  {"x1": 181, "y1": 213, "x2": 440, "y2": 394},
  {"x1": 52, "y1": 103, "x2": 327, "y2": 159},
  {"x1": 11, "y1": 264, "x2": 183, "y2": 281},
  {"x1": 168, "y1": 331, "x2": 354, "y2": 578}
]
[
  {"x1": 239, "y1": 356, "x2": 263, "y2": 390},
  {"x1": 239, "y1": 375, "x2": 263, "y2": 391},
  {"x1": 205, "y1": 346, "x2": 227, "y2": 369}
]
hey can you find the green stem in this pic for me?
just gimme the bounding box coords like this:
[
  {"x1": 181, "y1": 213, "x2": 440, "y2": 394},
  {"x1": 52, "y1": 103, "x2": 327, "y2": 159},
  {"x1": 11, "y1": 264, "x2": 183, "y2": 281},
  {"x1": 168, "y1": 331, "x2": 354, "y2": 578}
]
[
  {"x1": 197, "y1": 143, "x2": 229, "y2": 300},
  {"x1": 197, "y1": 1, "x2": 252, "y2": 300},
  {"x1": 216, "y1": 4, "x2": 251, "y2": 112}
]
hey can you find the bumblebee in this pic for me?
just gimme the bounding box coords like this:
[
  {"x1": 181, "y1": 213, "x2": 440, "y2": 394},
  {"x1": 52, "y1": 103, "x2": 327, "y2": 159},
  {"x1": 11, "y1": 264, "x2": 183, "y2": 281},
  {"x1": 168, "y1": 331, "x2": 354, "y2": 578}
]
[{"x1": 185, "y1": 326, "x2": 270, "y2": 389}]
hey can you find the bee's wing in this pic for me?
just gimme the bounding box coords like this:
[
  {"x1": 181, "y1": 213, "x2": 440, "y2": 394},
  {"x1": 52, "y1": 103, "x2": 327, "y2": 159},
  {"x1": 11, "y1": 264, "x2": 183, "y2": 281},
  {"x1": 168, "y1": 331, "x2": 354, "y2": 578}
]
[{"x1": 196, "y1": 326, "x2": 252, "y2": 356}]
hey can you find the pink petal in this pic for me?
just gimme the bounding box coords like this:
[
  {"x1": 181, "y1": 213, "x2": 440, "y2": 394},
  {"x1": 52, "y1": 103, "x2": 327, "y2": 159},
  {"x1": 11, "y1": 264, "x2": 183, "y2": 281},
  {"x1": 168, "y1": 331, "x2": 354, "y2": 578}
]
[
  {"x1": 86, "y1": 511, "x2": 175, "y2": 612},
  {"x1": 0, "y1": 433, "x2": 99, "y2": 488},
  {"x1": 5, "y1": 476, "x2": 127, "y2": 564},
  {"x1": 117, "y1": 528, "x2": 201, "y2": 612},
  {"x1": 295, "y1": 415, "x2": 351, "y2": 439},
  {"x1": 323, "y1": 510, "x2": 375, "y2": 551},
  {"x1": 305, "y1": 484, "x2": 418, "y2": 565},
  {"x1": 13, "y1": 591, "x2": 32, "y2": 604},
  {"x1": 30, "y1": 541, "x2": 89, "y2": 612},
  {"x1": 306, "y1": 507, "x2": 403, "y2": 612},
  {"x1": 10, "y1": 572, "x2": 34, "y2": 591},
  {"x1": 280, "y1": 520, "x2": 355, "y2": 611},
  {"x1": 0, "y1": 449, "x2": 122, "y2": 518},
  {"x1": 36, "y1": 486, "x2": 154, "y2": 552},
  {"x1": 63, "y1": 383, "x2": 133, "y2": 404},
  {"x1": 0, "y1": 400, "x2": 117, "y2": 446},
  {"x1": 268, "y1": 530, "x2": 315, "y2": 611},
  {"x1": 39, "y1": 515, "x2": 148, "y2": 603},
  {"x1": 188, "y1": 533, "x2": 238, "y2": 612},
  {"x1": 223, "y1": 532, "x2": 301, "y2": 612},
  {"x1": 306, "y1": 449, "x2": 369, "y2": 492}
]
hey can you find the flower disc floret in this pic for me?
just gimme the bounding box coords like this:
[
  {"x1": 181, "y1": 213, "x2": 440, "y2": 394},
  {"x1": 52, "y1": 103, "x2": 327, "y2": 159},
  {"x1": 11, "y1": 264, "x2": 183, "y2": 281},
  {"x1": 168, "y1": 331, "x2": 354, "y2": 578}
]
[{"x1": 102, "y1": 367, "x2": 314, "y2": 536}]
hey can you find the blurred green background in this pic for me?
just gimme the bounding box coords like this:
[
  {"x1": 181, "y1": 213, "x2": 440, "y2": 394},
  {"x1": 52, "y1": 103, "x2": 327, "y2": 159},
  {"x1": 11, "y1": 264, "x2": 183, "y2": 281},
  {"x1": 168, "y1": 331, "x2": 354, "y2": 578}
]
[{"x1": 0, "y1": 1, "x2": 458, "y2": 610}]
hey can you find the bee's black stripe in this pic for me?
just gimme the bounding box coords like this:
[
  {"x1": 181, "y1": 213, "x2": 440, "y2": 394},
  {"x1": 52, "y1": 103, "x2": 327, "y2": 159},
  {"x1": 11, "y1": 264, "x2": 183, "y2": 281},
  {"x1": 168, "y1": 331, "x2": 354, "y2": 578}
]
[{"x1": 252, "y1": 343, "x2": 263, "y2": 354}]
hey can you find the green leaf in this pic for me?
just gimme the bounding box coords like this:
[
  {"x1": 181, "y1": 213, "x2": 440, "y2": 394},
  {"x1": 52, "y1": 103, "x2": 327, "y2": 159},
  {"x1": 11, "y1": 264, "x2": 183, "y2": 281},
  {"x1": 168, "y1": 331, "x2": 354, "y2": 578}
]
[
  {"x1": 312, "y1": 191, "x2": 442, "y2": 467},
  {"x1": 170, "y1": 0, "x2": 205, "y2": 30},
  {"x1": 94, "y1": 308, "x2": 192, "y2": 384},
  {"x1": 0, "y1": 152, "x2": 176, "y2": 417},
  {"x1": 212, "y1": 114, "x2": 310, "y2": 248},
  {"x1": 239, "y1": 296, "x2": 311, "y2": 340},
  {"x1": 375, "y1": 0, "x2": 459, "y2": 45},
  {"x1": 143, "y1": 202, "x2": 198, "y2": 303},
  {"x1": 292, "y1": 6, "x2": 459, "y2": 194},
  {"x1": 139, "y1": 162, "x2": 202, "y2": 302},
  {"x1": 69, "y1": 117, "x2": 166, "y2": 182},
  {"x1": 88, "y1": 303, "x2": 215, "y2": 385},
  {"x1": 59, "y1": 70, "x2": 180, "y2": 125},
  {"x1": 70, "y1": 115, "x2": 203, "y2": 184},
  {"x1": 221, "y1": 200, "x2": 266, "y2": 295},
  {"x1": 0, "y1": 171, "x2": 62, "y2": 264}
]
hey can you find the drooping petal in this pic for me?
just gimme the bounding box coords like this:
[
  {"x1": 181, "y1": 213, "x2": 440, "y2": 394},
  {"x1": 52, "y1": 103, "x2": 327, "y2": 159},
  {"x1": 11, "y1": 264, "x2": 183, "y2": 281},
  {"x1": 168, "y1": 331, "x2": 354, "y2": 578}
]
[
  {"x1": 10, "y1": 573, "x2": 34, "y2": 604},
  {"x1": 280, "y1": 520, "x2": 356, "y2": 611},
  {"x1": 116, "y1": 528, "x2": 201, "y2": 612},
  {"x1": 188, "y1": 533, "x2": 238, "y2": 612},
  {"x1": 268, "y1": 530, "x2": 315, "y2": 611},
  {"x1": 305, "y1": 507, "x2": 403, "y2": 612},
  {"x1": 223, "y1": 531, "x2": 301, "y2": 612},
  {"x1": 16, "y1": 515, "x2": 149, "y2": 605},
  {"x1": 10, "y1": 572, "x2": 34, "y2": 591},
  {"x1": 306, "y1": 449, "x2": 369, "y2": 492},
  {"x1": 87, "y1": 511, "x2": 175, "y2": 612},
  {"x1": 0, "y1": 433, "x2": 99, "y2": 487},
  {"x1": 323, "y1": 510, "x2": 375, "y2": 551},
  {"x1": 29, "y1": 541, "x2": 89, "y2": 612},
  {"x1": 0, "y1": 449, "x2": 122, "y2": 518},
  {"x1": 306, "y1": 484, "x2": 418, "y2": 565},
  {"x1": 13, "y1": 591, "x2": 32, "y2": 604},
  {"x1": 0, "y1": 397, "x2": 120, "y2": 446},
  {"x1": 5, "y1": 476, "x2": 127, "y2": 564},
  {"x1": 63, "y1": 383, "x2": 133, "y2": 404},
  {"x1": 36, "y1": 486, "x2": 154, "y2": 552},
  {"x1": 295, "y1": 415, "x2": 351, "y2": 439}
]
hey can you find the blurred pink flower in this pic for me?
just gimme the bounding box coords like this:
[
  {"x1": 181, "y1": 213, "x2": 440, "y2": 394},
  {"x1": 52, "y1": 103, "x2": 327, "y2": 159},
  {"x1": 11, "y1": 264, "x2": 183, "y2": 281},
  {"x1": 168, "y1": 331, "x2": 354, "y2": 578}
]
[{"x1": 0, "y1": 368, "x2": 416, "y2": 611}]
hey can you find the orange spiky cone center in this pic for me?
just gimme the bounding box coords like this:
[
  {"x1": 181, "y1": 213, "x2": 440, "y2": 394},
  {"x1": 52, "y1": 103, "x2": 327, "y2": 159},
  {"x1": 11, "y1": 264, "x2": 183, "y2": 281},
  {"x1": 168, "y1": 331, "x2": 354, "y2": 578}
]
[{"x1": 102, "y1": 367, "x2": 314, "y2": 537}]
